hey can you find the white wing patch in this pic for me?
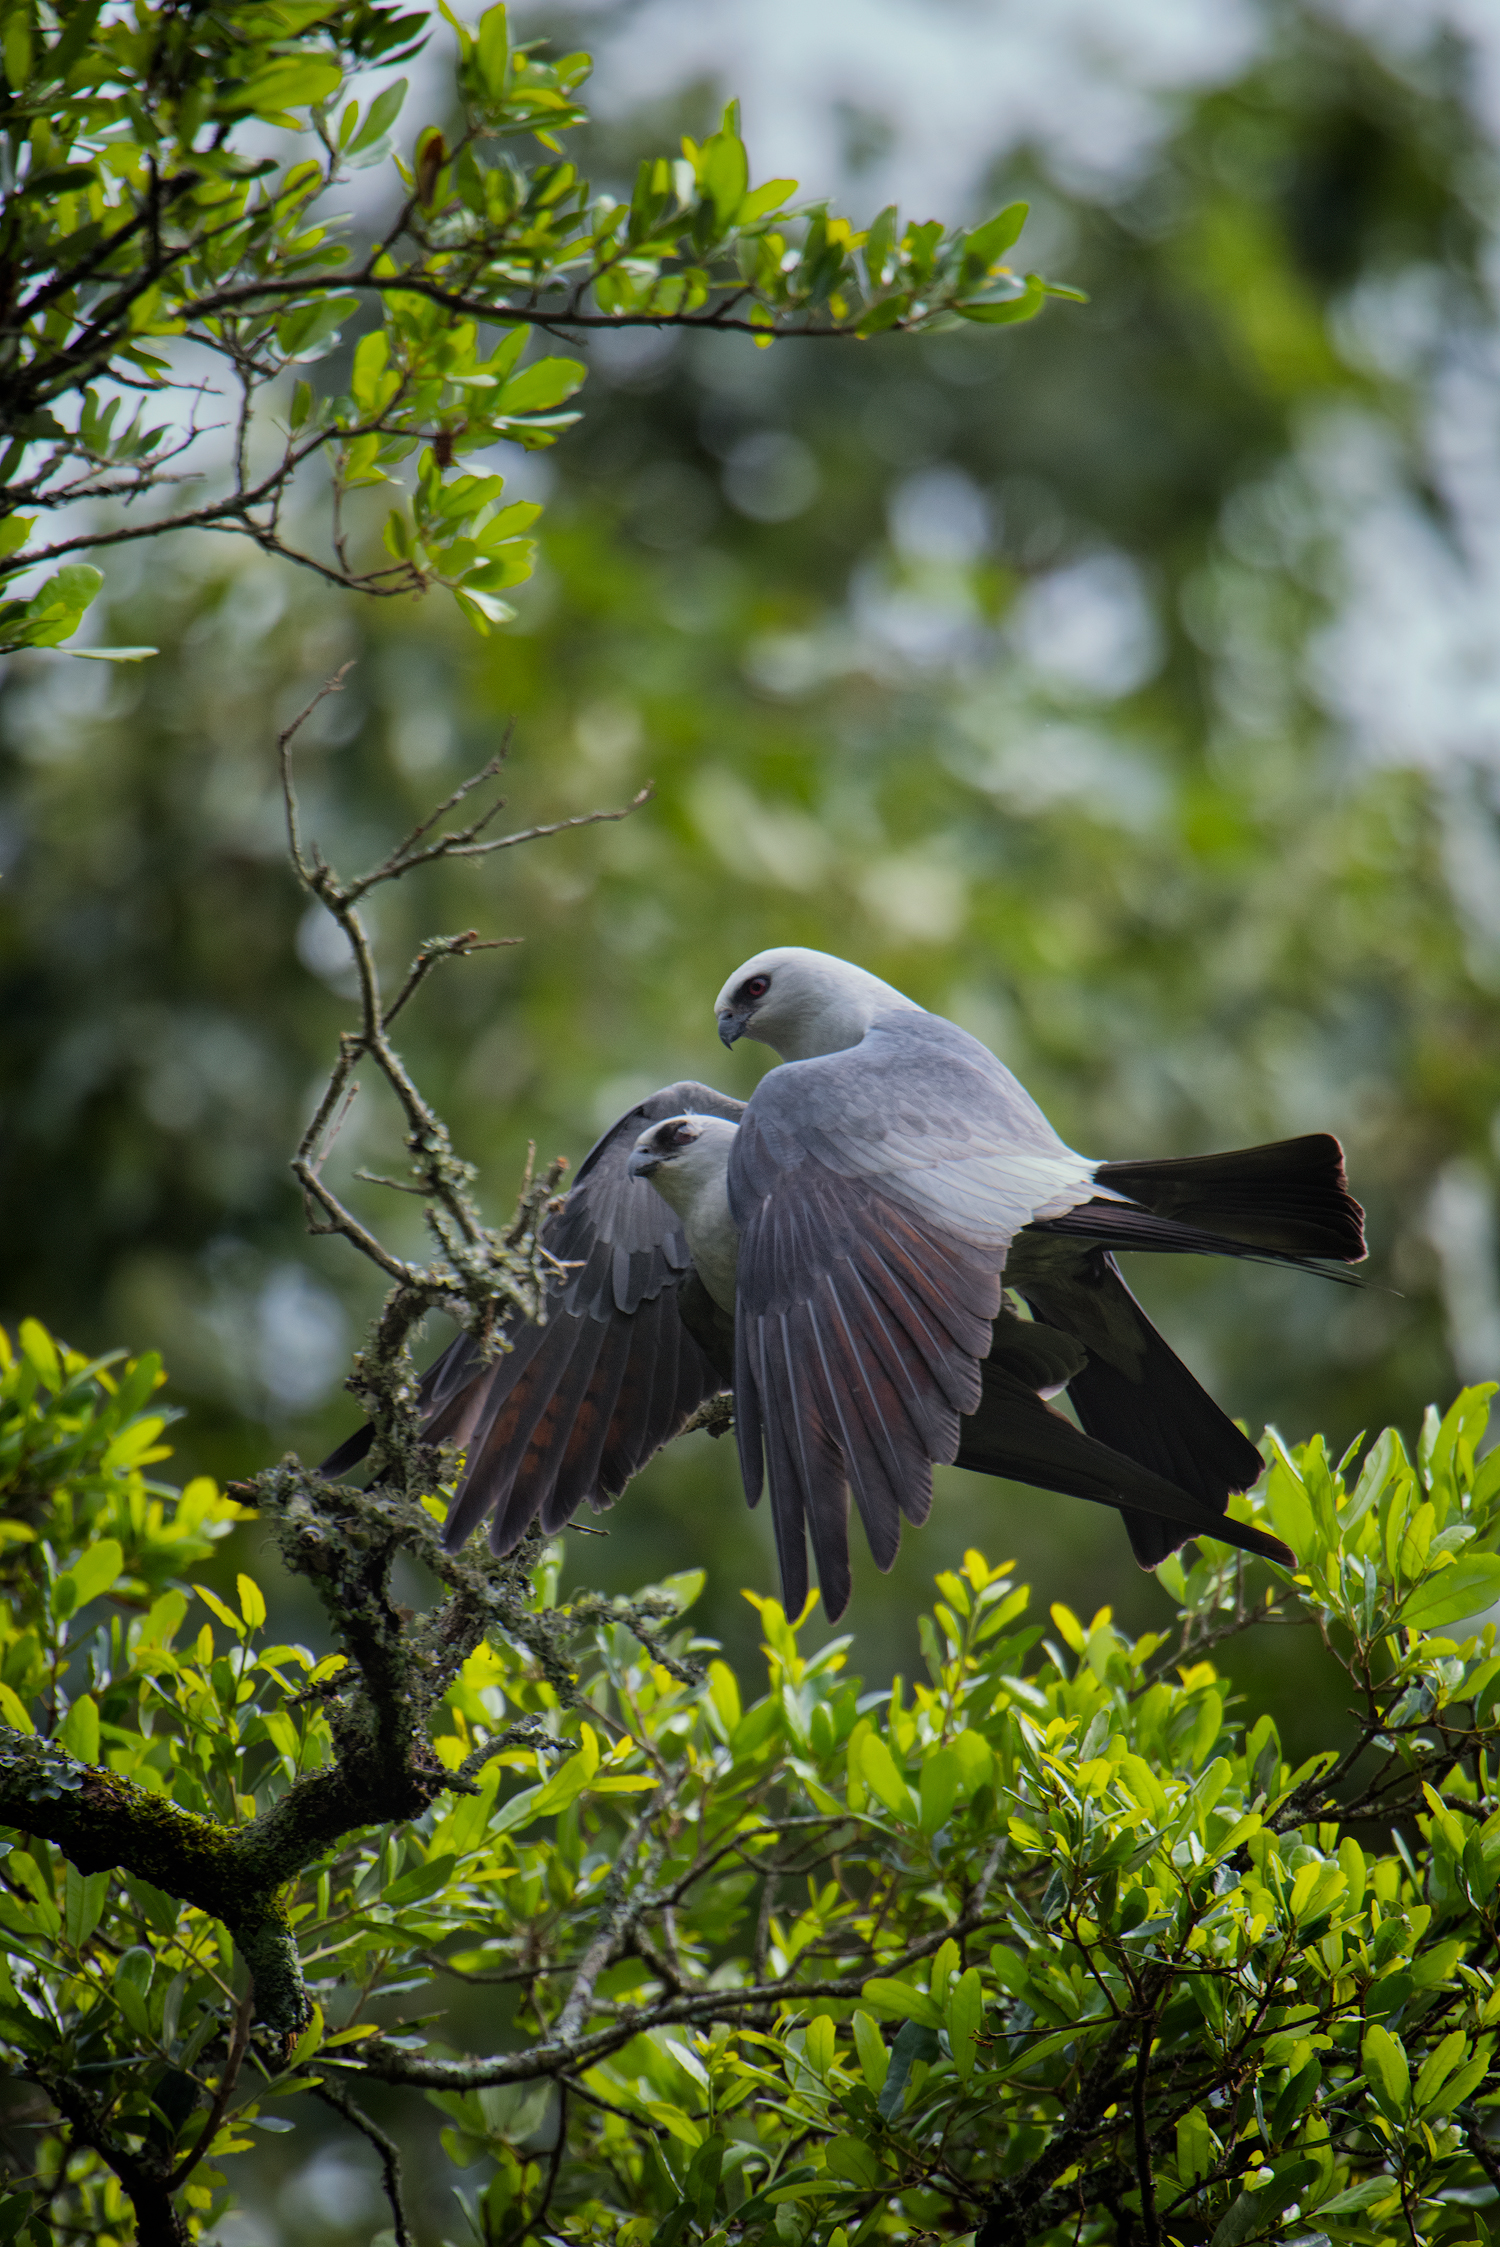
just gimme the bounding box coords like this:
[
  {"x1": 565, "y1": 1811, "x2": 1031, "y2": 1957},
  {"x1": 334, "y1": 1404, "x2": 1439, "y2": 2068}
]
[{"x1": 871, "y1": 1148, "x2": 1111, "y2": 1250}]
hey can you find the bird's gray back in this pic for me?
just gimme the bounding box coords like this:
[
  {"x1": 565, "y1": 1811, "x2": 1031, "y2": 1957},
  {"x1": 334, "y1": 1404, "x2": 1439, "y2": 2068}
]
[{"x1": 732, "y1": 1009, "x2": 1098, "y2": 1251}]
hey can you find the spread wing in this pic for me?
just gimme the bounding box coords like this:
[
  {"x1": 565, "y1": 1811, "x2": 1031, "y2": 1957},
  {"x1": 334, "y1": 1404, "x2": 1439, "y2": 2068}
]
[
  {"x1": 321, "y1": 1081, "x2": 744, "y2": 1552},
  {"x1": 728, "y1": 1098, "x2": 1004, "y2": 1622}
]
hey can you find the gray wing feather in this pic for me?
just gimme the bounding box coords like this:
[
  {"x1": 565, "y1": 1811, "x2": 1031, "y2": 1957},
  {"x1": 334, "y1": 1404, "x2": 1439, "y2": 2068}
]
[
  {"x1": 730, "y1": 1103, "x2": 1004, "y2": 1619},
  {"x1": 321, "y1": 1080, "x2": 745, "y2": 1552}
]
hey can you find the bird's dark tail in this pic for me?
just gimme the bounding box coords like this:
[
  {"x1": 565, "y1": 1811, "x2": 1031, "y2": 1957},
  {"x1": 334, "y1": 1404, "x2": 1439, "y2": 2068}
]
[{"x1": 1089, "y1": 1132, "x2": 1365, "y2": 1264}]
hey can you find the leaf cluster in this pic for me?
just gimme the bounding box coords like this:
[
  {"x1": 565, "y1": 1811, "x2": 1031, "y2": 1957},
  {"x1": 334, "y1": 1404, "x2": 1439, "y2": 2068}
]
[
  {"x1": 1, "y1": 1318, "x2": 1499, "y2": 2243},
  {"x1": 0, "y1": 0, "x2": 1078, "y2": 652}
]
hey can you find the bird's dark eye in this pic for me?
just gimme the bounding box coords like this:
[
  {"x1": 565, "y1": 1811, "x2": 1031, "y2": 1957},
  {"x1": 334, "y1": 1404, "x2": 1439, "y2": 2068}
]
[{"x1": 738, "y1": 974, "x2": 770, "y2": 1002}]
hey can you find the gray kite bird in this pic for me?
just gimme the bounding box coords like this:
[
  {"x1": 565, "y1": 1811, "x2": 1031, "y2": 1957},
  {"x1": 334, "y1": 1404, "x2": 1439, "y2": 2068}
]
[{"x1": 323, "y1": 947, "x2": 1364, "y2": 1617}]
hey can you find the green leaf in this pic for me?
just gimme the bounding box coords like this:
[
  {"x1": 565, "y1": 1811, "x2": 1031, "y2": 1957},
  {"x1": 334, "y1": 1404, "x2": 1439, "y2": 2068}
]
[
  {"x1": 58, "y1": 1695, "x2": 98, "y2": 1762},
  {"x1": 653, "y1": 1567, "x2": 706, "y2": 1615},
  {"x1": 122, "y1": 1874, "x2": 179, "y2": 1936},
  {"x1": 531, "y1": 1727, "x2": 601, "y2": 1813},
  {"x1": 193, "y1": 1583, "x2": 245, "y2": 1639},
  {"x1": 855, "y1": 293, "x2": 909, "y2": 338},
  {"x1": 112, "y1": 1946, "x2": 155, "y2": 2039},
  {"x1": 1413, "y1": 2027, "x2": 1469, "y2": 2112},
  {"x1": 69, "y1": 646, "x2": 158, "y2": 663},
  {"x1": 229, "y1": 56, "x2": 343, "y2": 118},
  {"x1": 495, "y1": 357, "x2": 587, "y2": 416},
  {"x1": 347, "y1": 75, "x2": 407, "y2": 153},
  {"x1": 289, "y1": 2003, "x2": 325, "y2": 2067},
  {"x1": 1209, "y1": 2163, "x2": 1321, "y2": 2247},
  {"x1": 351, "y1": 331, "x2": 394, "y2": 415},
  {"x1": 961, "y1": 201, "x2": 1028, "y2": 278},
  {"x1": 918, "y1": 1748, "x2": 961, "y2": 1833},
  {"x1": 823, "y1": 2133, "x2": 882, "y2": 2188},
  {"x1": 64, "y1": 1865, "x2": 108, "y2": 1951},
  {"x1": 803, "y1": 2015, "x2": 834, "y2": 2078},
  {"x1": 864, "y1": 204, "x2": 899, "y2": 287},
  {"x1": 383, "y1": 1853, "x2": 456, "y2": 1908},
  {"x1": 851, "y1": 2009, "x2": 887, "y2": 2095},
  {"x1": 277, "y1": 294, "x2": 359, "y2": 364},
  {"x1": 945, "y1": 1966, "x2": 984, "y2": 2083},
  {"x1": 56, "y1": 1537, "x2": 123, "y2": 1618},
  {"x1": 1425, "y1": 2047, "x2": 1492, "y2": 2115},
  {"x1": 11, "y1": 563, "x2": 102, "y2": 651},
  {"x1": 956, "y1": 278, "x2": 1046, "y2": 326},
  {"x1": 1361, "y1": 2023, "x2": 1410, "y2": 2120},
  {"x1": 876, "y1": 2020, "x2": 939, "y2": 2120},
  {"x1": 1316, "y1": 2177, "x2": 1401, "y2": 2217},
  {"x1": 475, "y1": 5, "x2": 508, "y2": 98},
  {"x1": 855, "y1": 1733, "x2": 914, "y2": 1820},
  {"x1": 739, "y1": 178, "x2": 796, "y2": 225},
  {"x1": 699, "y1": 118, "x2": 749, "y2": 227},
  {"x1": 0, "y1": 2191, "x2": 33, "y2": 2245},
  {"x1": 1397, "y1": 1551, "x2": 1500, "y2": 1627},
  {"x1": 860, "y1": 1977, "x2": 944, "y2": 2029}
]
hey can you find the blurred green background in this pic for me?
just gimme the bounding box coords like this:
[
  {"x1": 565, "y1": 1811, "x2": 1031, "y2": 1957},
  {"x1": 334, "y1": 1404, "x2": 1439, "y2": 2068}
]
[{"x1": 5, "y1": 0, "x2": 1500, "y2": 1819}]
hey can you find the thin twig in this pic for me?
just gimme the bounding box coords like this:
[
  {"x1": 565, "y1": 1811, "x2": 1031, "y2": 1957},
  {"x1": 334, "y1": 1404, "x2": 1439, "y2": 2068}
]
[
  {"x1": 528, "y1": 2083, "x2": 569, "y2": 2241},
  {"x1": 447, "y1": 788, "x2": 655, "y2": 859},
  {"x1": 168, "y1": 1987, "x2": 253, "y2": 2189},
  {"x1": 314, "y1": 2080, "x2": 416, "y2": 2247},
  {"x1": 1132, "y1": 2007, "x2": 1162, "y2": 2247},
  {"x1": 382, "y1": 931, "x2": 520, "y2": 1032}
]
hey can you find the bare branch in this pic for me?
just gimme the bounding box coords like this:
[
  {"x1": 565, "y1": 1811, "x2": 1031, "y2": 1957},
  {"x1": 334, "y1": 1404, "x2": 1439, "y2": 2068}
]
[
  {"x1": 168, "y1": 1989, "x2": 253, "y2": 2191},
  {"x1": 447, "y1": 787, "x2": 655, "y2": 861},
  {"x1": 313, "y1": 2080, "x2": 417, "y2": 2247},
  {"x1": 382, "y1": 931, "x2": 520, "y2": 1032},
  {"x1": 278, "y1": 664, "x2": 354, "y2": 884}
]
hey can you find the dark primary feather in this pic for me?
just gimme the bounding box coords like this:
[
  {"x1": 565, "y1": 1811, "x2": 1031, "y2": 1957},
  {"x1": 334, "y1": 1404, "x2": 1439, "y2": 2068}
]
[
  {"x1": 957, "y1": 1328, "x2": 1292, "y2": 1570},
  {"x1": 1004, "y1": 1233, "x2": 1266, "y2": 1568},
  {"x1": 319, "y1": 1081, "x2": 744, "y2": 1550}
]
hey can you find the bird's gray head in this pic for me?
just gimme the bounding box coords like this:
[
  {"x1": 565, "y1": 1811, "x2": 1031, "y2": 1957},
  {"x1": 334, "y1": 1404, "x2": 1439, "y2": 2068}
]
[
  {"x1": 714, "y1": 946, "x2": 922, "y2": 1063},
  {"x1": 627, "y1": 1112, "x2": 739, "y2": 1196}
]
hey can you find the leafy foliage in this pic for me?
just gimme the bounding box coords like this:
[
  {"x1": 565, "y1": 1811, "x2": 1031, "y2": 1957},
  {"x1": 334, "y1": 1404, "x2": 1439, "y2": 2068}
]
[
  {"x1": 2, "y1": 1317, "x2": 1500, "y2": 2242},
  {"x1": 0, "y1": 0, "x2": 1075, "y2": 653}
]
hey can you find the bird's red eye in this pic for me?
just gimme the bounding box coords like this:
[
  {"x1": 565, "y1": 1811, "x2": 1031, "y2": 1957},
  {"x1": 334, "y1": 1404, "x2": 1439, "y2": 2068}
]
[
  {"x1": 739, "y1": 974, "x2": 770, "y2": 1002},
  {"x1": 671, "y1": 1123, "x2": 695, "y2": 1144}
]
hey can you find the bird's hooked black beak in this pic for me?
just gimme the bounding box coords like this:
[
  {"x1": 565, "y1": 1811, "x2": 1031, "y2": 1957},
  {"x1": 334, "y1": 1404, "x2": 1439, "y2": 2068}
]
[
  {"x1": 717, "y1": 1007, "x2": 746, "y2": 1050},
  {"x1": 627, "y1": 1147, "x2": 661, "y2": 1181}
]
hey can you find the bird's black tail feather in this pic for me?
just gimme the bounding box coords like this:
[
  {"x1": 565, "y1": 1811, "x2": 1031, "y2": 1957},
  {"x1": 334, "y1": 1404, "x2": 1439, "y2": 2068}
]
[{"x1": 1091, "y1": 1132, "x2": 1365, "y2": 1263}]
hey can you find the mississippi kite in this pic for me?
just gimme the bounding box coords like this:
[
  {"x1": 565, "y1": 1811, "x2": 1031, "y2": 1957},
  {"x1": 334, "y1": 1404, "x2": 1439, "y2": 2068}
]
[{"x1": 323, "y1": 949, "x2": 1363, "y2": 1617}]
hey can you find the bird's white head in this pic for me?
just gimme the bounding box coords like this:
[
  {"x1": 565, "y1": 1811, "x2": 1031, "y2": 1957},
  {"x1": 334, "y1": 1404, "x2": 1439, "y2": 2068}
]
[
  {"x1": 626, "y1": 1112, "x2": 739, "y2": 1203},
  {"x1": 714, "y1": 947, "x2": 922, "y2": 1062}
]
